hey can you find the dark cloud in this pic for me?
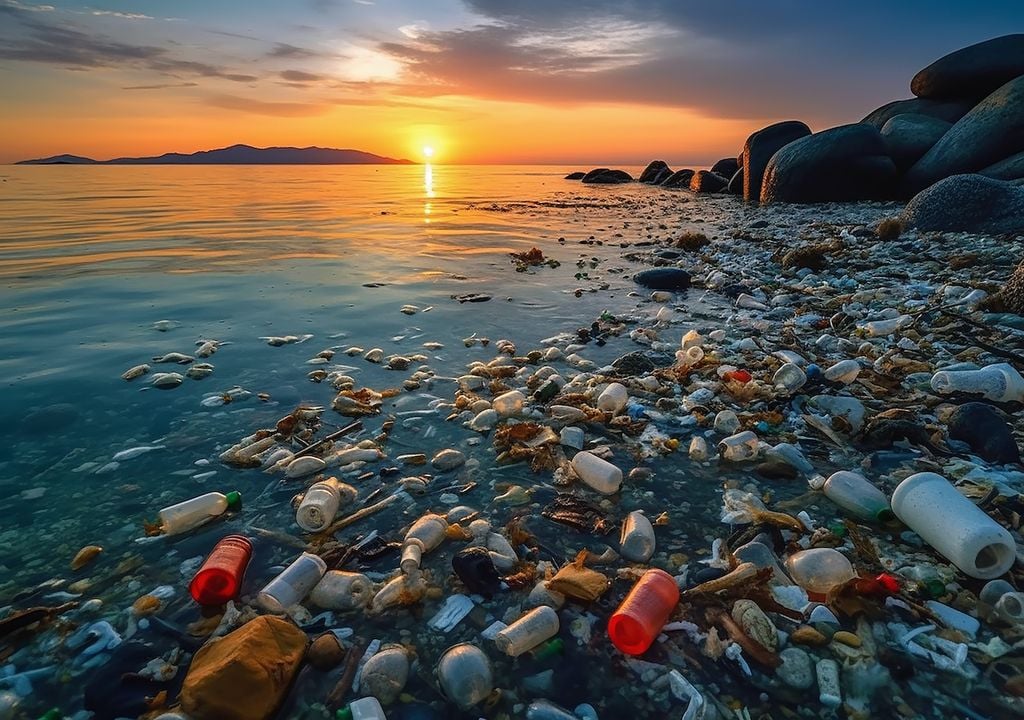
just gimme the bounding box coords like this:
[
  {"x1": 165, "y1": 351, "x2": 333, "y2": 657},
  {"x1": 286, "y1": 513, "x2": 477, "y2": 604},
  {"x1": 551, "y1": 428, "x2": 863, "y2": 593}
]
[
  {"x1": 267, "y1": 42, "x2": 325, "y2": 59},
  {"x1": 205, "y1": 93, "x2": 328, "y2": 116},
  {"x1": 279, "y1": 69, "x2": 324, "y2": 82},
  {"x1": 0, "y1": 3, "x2": 259, "y2": 83},
  {"x1": 122, "y1": 81, "x2": 198, "y2": 90}
]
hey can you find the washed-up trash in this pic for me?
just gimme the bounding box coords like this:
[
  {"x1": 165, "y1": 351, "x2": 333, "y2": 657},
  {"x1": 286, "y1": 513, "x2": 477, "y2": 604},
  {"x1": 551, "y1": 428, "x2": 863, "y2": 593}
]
[
  {"x1": 608, "y1": 568, "x2": 679, "y2": 655},
  {"x1": 821, "y1": 471, "x2": 893, "y2": 522},
  {"x1": 189, "y1": 535, "x2": 252, "y2": 606},
  {"x1": 452, "y1": 547, "x2": 502, "y2": 596},
  {"x1": 548, "y1": 553, "x2": 611, "y2": 602},
  {"x1": 428, "y1": 594, "x2": 475, "y2": 632},
  {"x1": 360, "y1": 644, "x2": 410, "y2": 705},
  {"x1": 154, "y1": 491, "x2": 241, "y2": 536},
  {"x1": 256, "y1": 552, "x2": 327, "y2": 613},
  {"x1": 309, "y1": 571, "x2": 373, "y2": 610},
  {"x1": 495, "y1": 606, "x2": 560, "y2": 656},
  {"x1": 435, "y1": 643, "x2": 493, "y2": 710},
  {"x1": 296, "y1": 478, "x2": 357, "y2": 532},
  {"x1": 930, "y1": 362, "x2": 1024, "y2": 402}
]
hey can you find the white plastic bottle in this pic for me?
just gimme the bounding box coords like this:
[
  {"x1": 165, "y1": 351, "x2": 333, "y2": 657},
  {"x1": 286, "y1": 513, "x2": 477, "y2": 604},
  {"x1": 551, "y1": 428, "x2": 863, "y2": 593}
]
[
  {"x1": 404, "y1": 514, "x2": 448, "y2": 552},
  {"x1": 571, "y1": 451, "x2": 623, "y2": 494},
  {"x1": 717, "y1": 431, "x2": 759, "y2": 462},
  {"x1": 822, "y1": 471, "x2": 893, "y2": 522},
  {"x1": 675, "y1": 346, "x2": 704, "y2": 367},
  {"x1": 494, "y1": 606, "x2": 560, "y2": 656},
  {"x1": 597, "y1": 383, "x2": 629, "y2": 413},
  {"x1": 309, "y1": 570, "x2": 373, "y2": 610},
  {"x1": 257, "y1": 552, "x2": 327, "y2": 613},
  {"x1": 823, "y1": 359, "x2": 860, "y2": 384},
  {"x1": 929, "y1": 362, "x2": 1024, "y2": 402},
  {"x1": 158, "y1": 491, "x2": 241, "y2": 535},
  {"x1": 891, "y1": 472, "x2": 1016, "y2": 579},
  {"x1": 349, "y1": 697, "x2": 387, "y2": 720},
  {"x1": 619, "y1": 510, "x2": 656, "y2": 562},
  {"x1": 296, "y1": 478, "x2": 357, "y2": 532}
]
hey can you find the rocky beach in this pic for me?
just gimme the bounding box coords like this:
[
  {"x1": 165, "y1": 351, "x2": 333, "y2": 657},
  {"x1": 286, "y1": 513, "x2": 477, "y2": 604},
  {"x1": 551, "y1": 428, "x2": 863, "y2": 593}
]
[{"x1": 3, "y1": 32, "x2": 1024, "y2": 720}]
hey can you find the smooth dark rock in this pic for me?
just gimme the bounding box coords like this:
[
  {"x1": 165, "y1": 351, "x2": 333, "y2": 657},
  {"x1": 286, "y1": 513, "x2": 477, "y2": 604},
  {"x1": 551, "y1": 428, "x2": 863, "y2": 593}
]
[
  {"x1": 689, "y1": 170, "x2": 729, "y2": 193},
  {"x1": 581, "y1": 168, "x2": 633, "y2": 184},
  {"x1": 901, "y1": 174, "x2": 1024, "y2": 234},
  {"x1": 881, "y1": 113, "x2": 951, "y2": 170},
  {"x1": 726, "y1": 167, "x2": 743, "y2": 194},
  {"x1": 661, "y1": 168, "x2": 695, "y2": 188},
  {"x1": 761, "y1": 123, "x2": 897, "y2": 203},
  {"x1": 904, "y1": 75, "x2": 1024, "y2": 194},
  {"x1": 710, "y1": 157, "x2": 739, "y2": 178},
  {"x1": 980, "y1": 150, "x2": 1024, "y2": 181},
  {"x1": 564, "y1": 171, "x2": 586, "y2": 180},
  {"x1": 452, "y1": 547, "x2": 501, "y2": 597},
  {"x1": 755, "y1": 460, "x2": 799, "y2": 480},
  {"x1": 947, "y1": 402, "x2": 1021, "y2": 464},
  {"x1": 611, "y1": 351, "x2": 656, "y2": 375},
  {"x1": 912, "y1": 34, "x2": 1024, "y2": 101},
  {"x1": 633, "y1": 267, "x2": 691, "y2": 290},
  {"x1": 639, "y1": 160, "x2": 671, "y2": 183},
  {"x1": 692, "y1": 567, "x2": 729, "y2": 585},
  {"x1": 743, "y1": 120, "x2": 811, "y2": 202},
  {"x1": 650, "y1": 166, "x2": 673, "y2": 184},
  {"x1": 861, "y1": 97, "x2": 973, "y2": 129}
]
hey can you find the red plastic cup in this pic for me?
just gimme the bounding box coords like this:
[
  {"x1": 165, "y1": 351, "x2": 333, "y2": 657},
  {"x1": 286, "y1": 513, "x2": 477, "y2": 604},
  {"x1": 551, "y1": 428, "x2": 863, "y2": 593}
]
[
  {"x1": 607, "y1": 568, "x2": 679, "y2": 655},
  {"x1": 189, "y1": 535, "x2": 253, "y2": 606}
]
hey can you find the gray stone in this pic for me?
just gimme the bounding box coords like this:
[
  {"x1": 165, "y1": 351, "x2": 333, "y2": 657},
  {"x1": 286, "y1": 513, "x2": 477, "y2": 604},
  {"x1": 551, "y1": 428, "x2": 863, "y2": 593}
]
[
  {"x1": 778, "y1": 647, "x2": 814, "y2": 689},
  {"x1": 742, "y1": 120, "x2": 811, "y2": 202},
  {"x1": 660, "y1": 169, "x2": 694, "y2": 188},
  {"x1": 689, "y1": 170, "x2": 728, "y2": 193},
  {"x1": 638, "y1": 160, "x2": 671, "y2": 183},
  {"x1": 633, "y1": 268, "x2": 691, "y2": 290},
  {"x1": 901, "y1": 174, "x2": 1024, "y2": 234},
  {"x1": 581, "y1": 168, "x2": 633, "y2": 184},
  {"x1": 564, "y1": 171, "x2": 585, "y2": 180},
  {"x1": 980, "y1": 150, "x2": 1024, "y2": 181},
  {"x1": 904, "y1": 75, "x2": 1024, "y2": 194},
  {"x1": 948, "y1": 402, "x2": 1020, "y2": 465},
  {"x1": 881, "y1": 113, "x2": 951, "y2": 170},
  {"x1": 912, "y1": 34, "x2": 1024, "y2": 101},
  {"x1": 861, "y1": 97, "x2": 972, "y2": 129},
  {"x1": 760, "y1": 124, "x2": 897, "y2": 203},
  {"x1": 710, "y1": 157, "x2": 739, "y2": 178}
]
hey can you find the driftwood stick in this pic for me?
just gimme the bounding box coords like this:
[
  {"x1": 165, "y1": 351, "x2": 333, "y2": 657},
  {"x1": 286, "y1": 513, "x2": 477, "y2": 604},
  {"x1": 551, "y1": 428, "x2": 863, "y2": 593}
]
[
  {"x1": 327, "y1": 638, "x2": 367, "y2": 709},
  {"x1": 292, "y1": 421, "x2": 363, "y2": 459},
  {"x1": 324, "y1": 491, "x2": 406, "y2": 535}
]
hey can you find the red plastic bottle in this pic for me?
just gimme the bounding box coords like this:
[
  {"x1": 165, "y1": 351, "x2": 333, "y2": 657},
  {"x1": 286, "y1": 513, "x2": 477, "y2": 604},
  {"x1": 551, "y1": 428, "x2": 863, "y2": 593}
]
[
  {"x1": 608, "y1": 568, "x2": 680, "y2": 655},
  {"x1": 189, "y1": 535, "x2": 253, "y2": 606}
]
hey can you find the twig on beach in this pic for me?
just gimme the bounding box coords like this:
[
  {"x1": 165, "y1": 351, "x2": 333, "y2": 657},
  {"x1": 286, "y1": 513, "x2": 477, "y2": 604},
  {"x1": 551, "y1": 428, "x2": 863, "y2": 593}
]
[
  {"x1": 324, "y1": 490, "x2": 406, "y2": 535},
  {"x1": 292, "y1": 420, "x2": 364, "y2": 459}
]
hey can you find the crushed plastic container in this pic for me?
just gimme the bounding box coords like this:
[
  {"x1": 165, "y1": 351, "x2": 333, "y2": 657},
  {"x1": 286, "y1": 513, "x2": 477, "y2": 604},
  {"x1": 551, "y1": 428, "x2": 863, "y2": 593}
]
[
  {"x1": 257, "y1": 551, "x2": 327, "y2": 613},
  {"x1": 773, "y1": 362, "x2": 807, "y2": 392},
  {"x1": 929, "y1": 362, "x2": 1024, "y2": 402},
  {"x1": 158, "y1": 490, "x2": 241, "y2": 535},
  {"x1": 717, "y1": 431, "x2": 759, "y2": 462},
  {"x1": 822, "y1": 471, "x2": 893, "y2": 522},
  {"x1": 571, "y1": 451, "x2": 623, "y2": 494},
  {"x1": 296, "y1": 478, "x2": 357, "y2": 532},
  {"x1": 979, "y1": 580, "x2": 1024, "y2": 625},
  {"x1": 495, "y1": 606, "x2": 560, "y2": 657},
  {"x1": 785, "y1": 548, "x2": 855, "y2": 594},
  {"x1": 189, "y1": 535, "x2": 252, "y2": 606},
  {"x1": 619, "y1": 510, "x2": 655, "y2": 562},
  {"x1": 348, "y1": 697, "x2": 386, "y2": 720},
  {"x1": 608, "y1": 568, "x2": 679, "y2": 655},
  {"x1": 891, "y1": 472, "x2": 1016, "y2": 579}
]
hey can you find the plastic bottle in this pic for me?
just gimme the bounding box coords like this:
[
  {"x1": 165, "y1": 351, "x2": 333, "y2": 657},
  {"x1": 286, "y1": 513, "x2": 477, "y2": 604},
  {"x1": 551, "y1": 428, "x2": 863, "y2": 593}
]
[
  {"x1": 929, "y1": 362, "x2": 1024, "y2": 402},
  {"x1": 525, "y1": 700, "x2": 578, "y2": 720},
  {"x1": 571, "y1": 451, "x2": 622, "y2": 494},
  {"x1": 675, "y1": 346, "x2": 704, "y2": 367},
  {"x1": 717, "y1": 431, "x2": 759, "y2": 462},
  {"x1": 822, "y1": 471, "x2": 893, "y2": 522},
  {"x1": 348, "y1": 697, "x2": 386, "y2": 720},
  {"x1": 495, "y1": 606, "x2": 560, "y2": 657},
  {"x1": 619, "y1": 510, "x2": 655, "y2": 562},
  {"x1": 608, "y1": 568, "x2": 680, "y2": 655},
  {"x1": 404, "y1": 514, "x2": 448, "y2": 553},
  {"x1": 400, "y1": 541, "x2": 423, "y2": 574},
  {"x1": 785, "y1": 548, "x2": 855, "y2": 594},
  {"x1": 361, "y1": 644, "x2": 410, "y2": 705},
  {"x1": 436, "y1": 643, "x2": 493, "y2": 710},
  {"x1": 296, "y1": 478, "x2": 357, "y2": 532},
  {"x1": 823, "y1": 359, "x2": 860, "y2": 384},
  {"x1": 158, "y1": 490, "x2": 241, "y2": 535},
  {"x1": 773, "y1": 363, "x2": 806, "y2": 392},
  {"x1": 309, "y1": 570, "x2": 374, "y2": 610},
  {"x1": 597, "y1": 383, "x2": 629, "y2": 413},
  {"x1": 979, "y1": 579, "x2": 1024, "y2": 625},
  {"x1": 860, "y1": 315, "x2": 912, "y2": 336},
  {"x1": 688, "y1": 436, "x2": 709, "y2": 461},
  {"x1": 189, "y1": 535, "x2": 253, "y2": 606},
  {"x1": 257, "y1": 552, "x2": 327, "y2": 613},
  {"x1": 713, "y1": 409, "x2": 740, "y2": 434},
  {"x1": 891, "y1": 472, "x2": 1016, "y2": 579},
  {"x1": 492, "y1": 390, "x2": 526, "y2": 417},
  {"x1": 681, "y1": 329, "x2": 703, "y2": 349}
]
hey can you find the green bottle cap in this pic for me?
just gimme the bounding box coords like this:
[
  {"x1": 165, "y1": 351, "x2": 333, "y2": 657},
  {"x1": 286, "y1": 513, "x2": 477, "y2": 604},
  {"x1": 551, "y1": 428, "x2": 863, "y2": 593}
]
[
  {"x1": 336, "y1": 707, "x2": 353, "y2": 720},
  {"x1": 828, "y1": 522, "x2": 847, "y2": 537},
  {"x1": 225, "y1": 491, "x2": 242, "y2": 509},
  {"x1": 875, "y1": 508, "x2": 895, "y2": 522}
]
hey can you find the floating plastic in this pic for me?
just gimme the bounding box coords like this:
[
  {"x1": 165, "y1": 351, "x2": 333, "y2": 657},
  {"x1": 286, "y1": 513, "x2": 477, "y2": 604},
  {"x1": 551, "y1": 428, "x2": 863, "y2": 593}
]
[
  {"x1": 929, "y1": 362, "x2": 1024, "y2": 402},
  {"x1": 980, "y1": 579, "x2": 1024, "y2": 625},
  {"x1": 495, "y1": 606, "x2": 560, "y2": 657},
  {"x1": 597, "y1": 382, "x2": 629, "y2": 413},
  {"x1": 158, "y1": 490, "x2": 241, "y2": 536},
  {"x1": 713, "y1": 410, "x2": 740, "y2": 434},
  {"x1": 309, "y1": 571, "x2": 373, "y2": 610},
  {"x1": 675, "y1": 346, "x2": 704, "y2": 367},
  {"x1": 436, "y1": 643, "x2": 493, "y2": 710},
  {"x1": 822, "y1": 471, "x2": 893, "y2": 522},
  {"x1": 717, "y1": 431, "x2": 759, "y2": 462},
  {"x1": 608, "y1": 568, "x2": 679, "y2": 655},
  {"x1": 348, "y1": 697, "x2": 387, "y2": 720},
  {"x1": 189, "y1": 535, "x2": 252, "y2": 606},
  {"x1": 689, "y1": 436, "x2": 709, "y2": 461},
  {"x1": 404, "y1": 514, "x2": 449, "y2": 553},
  {"x1": 361, "y1": 644, "x2": 409, "y2": 705},
  {"x1": 816, "y1": 658, "x2": 841, "y2": 708},
  {"x1": 525, "y1": 699, "x2": 578, "y2": 720},
  {"x1": 296, "y1": 478, "x2": 356, "y2": 532},
  {"x1": 891, "y1": 472, "x2": 1016, "y2": 579},
  {"x1": 571, "y1": 451, "x2": 623, "y2": 494},
  {"x1": 785, "y1": 548, "x2": 855, "y2": 594},
  {"x1": 619, "y1": 510, "x2": 656, "y2": 562},
  {"x1": 773, "y1": 363, "x2": 806, "y2": 392},
  {"x1": 257, "y1": 552, "x2": 327, "y2": 613},
  {"x1": 823, "y1": 359, "x2": 860, "y2": 384}
]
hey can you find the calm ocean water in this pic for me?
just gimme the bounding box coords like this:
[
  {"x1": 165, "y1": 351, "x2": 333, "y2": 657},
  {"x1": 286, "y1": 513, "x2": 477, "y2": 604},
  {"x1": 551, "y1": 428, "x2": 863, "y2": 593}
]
[{"x1": 1, "y1": 165, "x2": 741, "y2": 717}]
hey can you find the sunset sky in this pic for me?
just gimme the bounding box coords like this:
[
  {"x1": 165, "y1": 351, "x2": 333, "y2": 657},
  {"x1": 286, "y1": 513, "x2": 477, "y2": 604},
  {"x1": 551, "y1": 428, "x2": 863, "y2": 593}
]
[{"x1": 1, "y1": 0, "x2": 1020, "y2": 165}]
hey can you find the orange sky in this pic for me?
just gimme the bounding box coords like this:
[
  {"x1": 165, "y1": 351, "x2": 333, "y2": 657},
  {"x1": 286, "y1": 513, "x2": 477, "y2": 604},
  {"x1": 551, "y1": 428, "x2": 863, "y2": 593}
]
[{"x1": 0, "y1": 1, "x2": 1018, "y2": 165}]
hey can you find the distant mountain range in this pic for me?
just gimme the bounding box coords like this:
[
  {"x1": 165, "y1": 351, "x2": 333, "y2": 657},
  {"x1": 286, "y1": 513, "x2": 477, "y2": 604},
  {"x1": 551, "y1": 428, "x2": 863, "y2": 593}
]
[{"x1": 15, "y1": 144, "x2": 413, "y2": 165}]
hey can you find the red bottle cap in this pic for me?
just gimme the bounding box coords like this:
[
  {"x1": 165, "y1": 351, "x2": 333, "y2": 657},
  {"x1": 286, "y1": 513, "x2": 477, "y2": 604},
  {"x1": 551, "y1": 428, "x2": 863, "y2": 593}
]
[
  {"x1": 725, "y1": 369, "x2": 752, "y2": 384},
  {"x1": 190, "y1": 535, "x2": 253, "y2": 606},
  {"x1": 608, "y1": 568, "x2": 680, "y2": 656}
]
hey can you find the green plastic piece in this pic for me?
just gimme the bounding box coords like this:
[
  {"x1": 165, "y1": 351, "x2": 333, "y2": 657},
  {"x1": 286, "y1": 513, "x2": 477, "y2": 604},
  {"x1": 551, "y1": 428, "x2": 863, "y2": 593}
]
[
  {"x1": 336, "y1": 707, "x2": 353, "y2": 720},
  {"x1": 828, "y1": 522, "x2": 847, "y2": 537},
  {"x1": 532, "y1": 637, "x2": 564, "y2": 660},
  {"x1": 38, "y1": 711, "x2": 63, "y2": 720},
  {"x1": 225, "y1": 490, "x2": 242, "y2": 508}
]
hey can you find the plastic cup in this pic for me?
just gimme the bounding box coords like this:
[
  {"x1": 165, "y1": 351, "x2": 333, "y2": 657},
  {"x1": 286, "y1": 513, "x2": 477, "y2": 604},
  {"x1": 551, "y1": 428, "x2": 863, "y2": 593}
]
[
  {"x1": 608, "y1": 568, "x2": 680, "y2": 655},
  {"x1": 189, "y1": 535, "x2": 253, "y2": 606}
]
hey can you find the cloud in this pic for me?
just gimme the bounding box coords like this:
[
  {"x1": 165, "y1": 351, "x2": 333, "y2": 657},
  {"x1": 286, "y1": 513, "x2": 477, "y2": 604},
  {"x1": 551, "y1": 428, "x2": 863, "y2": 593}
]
[
  {"x1": 122, "y1": 81, "x2": 198, "y2": 90},
  {"x1": 267, "y1": 42, "x2": 328, "y2": 59},
  {"x1": 205, "y1": 93, "x2": 329, "y2": 116},
  {"x1": 279, "y1": 69, "x2": 323, "y2": 82},
  {"x1": 90, "y1": 9, "x2": 153, "y2": 20},
  {"x1": 398, "y1": 22, "x2": 429, "y2": 40}
]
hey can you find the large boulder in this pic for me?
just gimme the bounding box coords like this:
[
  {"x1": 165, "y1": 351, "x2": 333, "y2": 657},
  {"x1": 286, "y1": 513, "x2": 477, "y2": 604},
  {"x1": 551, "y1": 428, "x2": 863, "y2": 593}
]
[
  {"x1": 710, "y1": 157, "x2": 739, "y2": 178},
  {"x1": 564, "y1": 171, "x2": 586, "y2": 180},
  {"x1": 634, "y1": 268, "x2": 691, "y2": 290},
  {"x1": 639, "y1": 160, "x2": 672, "y2": 183},
  {"x1": 180, "y1": 616, "x2": 308, "y2": 720},
  {"x1": 689, "y1": 170, "x2": 729, "y2": 193},
  {"x1": 901, "y1": 174, "x2": 1024, "y2": 234},
  {"x1": 760, "y1": 124, "x2": 897, "y2": 203},
  {"x1": 980, "y1": 150, "x2": 1024, "y2": 181},
  {"x1": 912, "y1": 34, "x2": 1024, "y2": 101},
  {"x1": 904, "y1": 76, "x2": 1024, "y2": 193},
  {"x1": 861, "y1": 97, "x2": 972, "y2": 129},
  {"x1": 661, "y1": 169, "x2": 695, "y2": 188},
  {"x1": 742, "y1": 121, "x2": 811, "y2": 202},
  {"x1": 726, "y1": 167, "x2": 743, "y2": 194},
  {"x1": 581, "y1": 168, "x2": 633, "y2": 184},
  {"x1": 880, "y1": 113, "x2": 951, "y2": 170},
  {"x1": 995, "y1": 259, "x2": 1024, "y2": 314}
]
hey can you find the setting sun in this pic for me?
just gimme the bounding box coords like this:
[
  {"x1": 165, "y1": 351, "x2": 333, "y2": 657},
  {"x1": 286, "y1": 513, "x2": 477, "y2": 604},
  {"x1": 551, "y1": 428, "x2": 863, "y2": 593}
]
[{"x1": 422, "y1": 146, "x2": 434, "y2": 159}]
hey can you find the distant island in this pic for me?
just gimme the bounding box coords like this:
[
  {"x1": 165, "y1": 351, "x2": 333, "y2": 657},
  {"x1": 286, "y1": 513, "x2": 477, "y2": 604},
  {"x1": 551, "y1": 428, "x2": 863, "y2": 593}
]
[{"x1": 15, "y1": 144, "x2": 413, "y2": 165}]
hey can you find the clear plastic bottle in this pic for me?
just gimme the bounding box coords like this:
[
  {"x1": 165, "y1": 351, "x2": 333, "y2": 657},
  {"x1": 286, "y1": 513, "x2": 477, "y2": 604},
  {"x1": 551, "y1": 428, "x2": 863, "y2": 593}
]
[
  {"x1": 785, "y1": 548, "x2": 855, "y2": 594},
  {"x1": 309, "y1": 570, "x2": 373, "y2": 610},
  {"x1": 257, "y1": 552, "x2": 327, "y2": 613},
  {"x1": 860, "y1": 315, "x2": 912, "y2": 336},
  {"x1": 689, "y1": 436, "x2": 709, "y2": 461},
  {"x1": 717, "y1": 431, "x2": 759, "y2": 462},
  {"x1": 822, "y1": 471, "x2": 893, "y2": 522},
  {"x1": 929, "y1": 362, "x2": 1024, "y2": 402},
  {"x1": 436, "y1": 643, "x2": 493, "y2": 710},
  {"x1": 348, "y1": 697, "x2": 387, "y2": 720},
  {"x1": 495, "y1": 606, "x2": 560, "y2": 656},
  {"x1": 713, "y1": 409, "x2": 740, "y2": 434},
  {"x1": 158, "y1": 491, "x2": 241, "y2": 536},
  {"x1": 296, "y1": 478, "x2": 357, "y2": 532},
  {"x1": 619, "y1": 510, "x2": 655, "y2": 562},
  {"x1": 773, "y1": 363, "x2": 807, "y2": 392}
]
